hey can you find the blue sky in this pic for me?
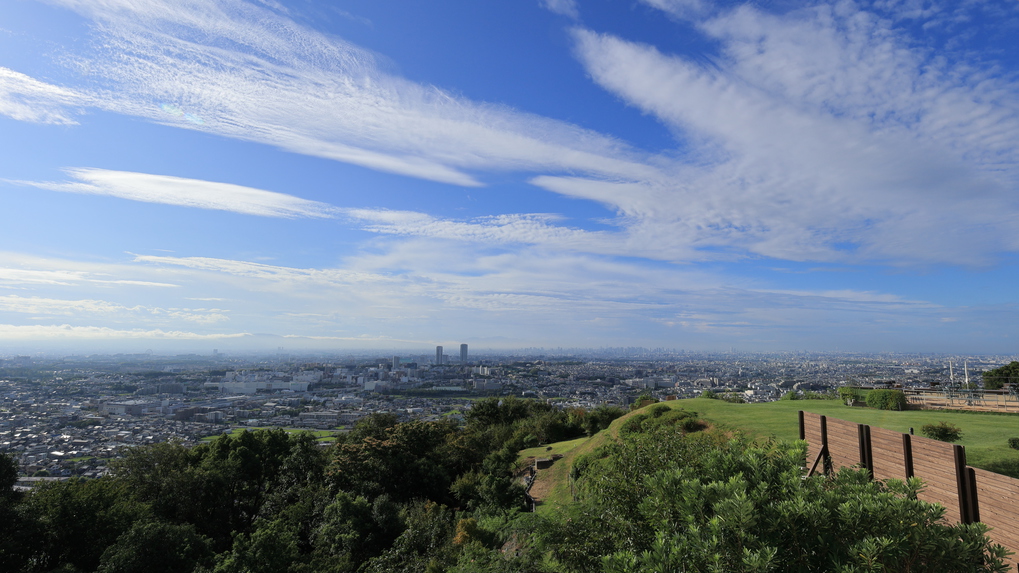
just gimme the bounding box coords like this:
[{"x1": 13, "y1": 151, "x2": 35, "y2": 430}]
[{"x1": 1, "y1": 0, "x2": 1018, "y2": 354}]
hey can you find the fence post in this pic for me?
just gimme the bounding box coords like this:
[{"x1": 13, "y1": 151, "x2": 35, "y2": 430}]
[
  {"x1": 858, "y1": 424, "x2": 873, "y2": 478},
  {"x1": 798, "y1": 410, "x2": 805, "y2": 441},
  {"x1": 820, "y1": 415, "x2": 831, "y2": 475},
  {"x1": 953, "y1": 444, "x2": 970, "y2": 524},
  {"x1": 902, "y1": 433, "x2": 914, "y2": 480},
  {"x1": 966, "y1": 467, "x2": 980, "y2": 524}
]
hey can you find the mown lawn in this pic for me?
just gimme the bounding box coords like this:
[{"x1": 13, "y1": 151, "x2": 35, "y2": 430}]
[{"x1": 679, "y1": 398, "x2": 1019, "y2": 468}]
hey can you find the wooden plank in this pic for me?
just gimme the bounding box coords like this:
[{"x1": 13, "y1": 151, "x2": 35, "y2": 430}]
[{"x1": 869, "y1": 426, "x2": 908, "y2": 482}]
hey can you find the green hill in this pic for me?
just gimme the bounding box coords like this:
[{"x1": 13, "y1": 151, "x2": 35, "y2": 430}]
[{"x1": 522, "y1": 397, "x2": 1019, "y2": 514}]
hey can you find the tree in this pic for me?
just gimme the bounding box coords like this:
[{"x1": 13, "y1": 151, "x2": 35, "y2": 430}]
[
  {"x1": 97, "y1": 520, "x2": 214, "y2": 573},
  {"x1": 983, "y1": 361, "x2": 1019, "y2": 390},
  {"x1": 22, "y1": 478, "x2": 150, "y2": 572},
  {"x1": 0, "y1": 452, "x2": 32, "y2": 572}
]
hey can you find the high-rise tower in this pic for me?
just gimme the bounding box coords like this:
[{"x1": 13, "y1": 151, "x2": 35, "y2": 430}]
[
  {"x1": 460, "y1": 344, "x2": 468, "y2": 363},
  {"x1": 435, "y1": 346, "x2": 443, "y2": 365}
]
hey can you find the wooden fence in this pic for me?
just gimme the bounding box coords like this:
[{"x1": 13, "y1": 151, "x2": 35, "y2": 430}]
[{"x1": 799, "y1": 411, "x2": 1019, "y2": 567}]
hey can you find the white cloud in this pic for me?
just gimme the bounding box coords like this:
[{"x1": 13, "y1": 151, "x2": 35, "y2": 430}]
[
  {"x1": 541, "y1": 0, "x2": 579, "y2": 20},
  {"x1": 0, "y1": 323, "x2": 246, "y2": 340},
  {"x1": 0, "y1": 295, "x2": 229, "y2": 324},
  {"x1": 568, "y1": 1, "x2": 1019, "y2": 265},
  {"x1": 0, "y1": 67, "x2": 82, "y2": 124},
  {"x1": 0, "y1": 245, "x2": 992, "y2": 350},
  {"x1": 640, "y1": 0, "x2": 710, "y2": 20},
  {"x1": 11, "y1": 168, "x2": 337, "y2": 219},
  {"x1": 344, "y1": 208, "x2": 616, "y2": 250},
  {"x1": 0, "y1": 265, "x2": 177, "y2": 288},
  {"x1": 39, "y1": 0, "x2": 656, "y2": 187}
]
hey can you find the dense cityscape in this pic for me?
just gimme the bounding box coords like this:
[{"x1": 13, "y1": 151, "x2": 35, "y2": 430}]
[{"x1": 2, "y1": 348, "x2": 1015, "y2": 483}]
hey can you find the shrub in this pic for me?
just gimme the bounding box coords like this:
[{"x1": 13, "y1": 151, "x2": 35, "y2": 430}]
[
  {"x1": 865, "y1": 389, "x2": 907, "y2": 411},
  {"x1": 1009, "y1": 438, "x2": 1019, "y2": 450},
  {"x1": 780, "y1": 390, "x2": 800, "y2": 401},
  {"x1": 700, "y1": 390, "x2": 718, "y2": 400},
  {"x1": 921, "y1": 422, "x2": 963, "y2": 442}
]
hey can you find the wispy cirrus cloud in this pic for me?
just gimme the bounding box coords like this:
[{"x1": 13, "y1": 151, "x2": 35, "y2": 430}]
[
  {"x1": 0, "y1": 266, "x2": 177, "y2": 288},
  {"x1": 30, "y1": 0, "x2": 657, "y2": 187},
  {"x1": 6, "y1": 0, "x2": 1019, "y2": 272},
  {"x1": 540, "y1": 0, "x2": 580, "y2": 20},
  {"x1": 11, "y1": 168, "x2": 337, "y2": 219},
  {"x1": 565, "y1": 1, "x2": 1019, "y2": 265},
  {"x1": 345, "y1": 208, "x2": 615, "y2": 250},
  {"x1": 0, "y1": 323, "x2": 247, "y2": 340},
  {"x1": 0, "y1": 295, "x2": 228, "y2": 324},
  {"x1": 0, "y1": 67, "x2": 82, "y2": 124}
]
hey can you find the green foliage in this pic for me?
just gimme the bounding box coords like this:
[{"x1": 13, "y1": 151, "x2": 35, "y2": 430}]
[
  {"x1": 629, "y1": 393, "x2": 658, "y2": 411},
  {"x1": 1009, "y1": 437, "x2": 1019, "y2": 450},
  {"x1": 865, "y1": 389, "x2": 908, "y2": 411},
  {"x1": 982, "y1": 361, "x2": 1019, "y2": 390},
  {"x1": 97, "y1": 520, "x2": 214, "y2": 573},
  {"x1": 579, "y1": 405, "x2": 625, "y2": 437},
  {"x1": 21, "y1": 478, "x2": 150, "y2": 572},
  {"x1": 922, "y1": 421, "x2": 964, "y2": 442},
  {"x1": 538, "y1": 427, "x2": 1008, "y2": 573},
  {"x1": 838, "y1": 386, "x2": 861, "y2": 404},
  {"x1": 619, "y1": 407, "x2": 704, "y2": 437},
  {"x1": 781, "y1": 390, "x2": 800, "y2": 400},
  {"x1": 0, "y1": 452, "x2": 31, "y2": 572},
  {"x1": 700, "y1": 390, "x2": 718, "y2": 399},
  {"x1": 360, "y1": 501, "x2": 456, "y2": 573}
]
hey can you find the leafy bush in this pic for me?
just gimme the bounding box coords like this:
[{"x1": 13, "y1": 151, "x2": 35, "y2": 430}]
[
  {"x1": 618, "y1": 408, "x2": 704, "y2": 437},
  {"x1": 984, "y1": 458, "x2": 1019, "y2": 479},
  {"x1": 921, "y1": 421, "x2": 963, "y2": 442},
  {"x1": 780, "y1": 390, "x2": 800, "y2": 401},
  {"x1": 700, "y1": 390, "x2": 718, "y2": 399},
  {"x1": 1009, "y1": 437, "x2": 1019, "y2": 450},
  {"x1": 865, "y1": 389, "x2": 907, "y2": 411},
  {"x1": 540, "y1": 430, "x2": 1009, "y2": 573}
]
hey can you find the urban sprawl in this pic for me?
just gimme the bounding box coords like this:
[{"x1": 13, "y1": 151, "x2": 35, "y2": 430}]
[{"x1": 1, "y1": 348, "x2": 1014, "y2": 484}]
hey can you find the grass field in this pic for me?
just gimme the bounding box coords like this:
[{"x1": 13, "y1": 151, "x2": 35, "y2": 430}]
[
  {"x1": 680, "y1": 398, "x2": 1019, "y2": 468},
  {"x1": 520, "y1": 398, "x2": 1019, "y2": 514}
]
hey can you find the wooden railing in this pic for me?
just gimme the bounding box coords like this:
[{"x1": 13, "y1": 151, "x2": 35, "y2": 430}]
[{"x1": 799, "y1": 411, "x2": 1019, "y2": 567}]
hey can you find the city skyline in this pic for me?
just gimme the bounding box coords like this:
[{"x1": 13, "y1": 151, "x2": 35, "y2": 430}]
[{"x1": 2, "y1": 0, "x2": 1019, "y2": 354}]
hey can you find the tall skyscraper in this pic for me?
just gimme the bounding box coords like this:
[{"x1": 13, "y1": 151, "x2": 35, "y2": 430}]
[
  {"x1": 460, "y1": 343, "x2": 468, "y2": 363},
  {"x1": 435, "y1": 346, "x2": 443, "y2": 365}
]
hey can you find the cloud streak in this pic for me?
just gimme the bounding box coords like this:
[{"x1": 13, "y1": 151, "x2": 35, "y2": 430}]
[
  {"x1": 0, "y1": 67, "x2": 82, "y2": 124},
  {"x1": 35, "y1": 0, "x2": 657, "y2": 187},
  {"x1": 0, "y1": 294, "x2": 229, "y2": 324},
  {"x1": 0, "y1": 323, "x2": 246, "y2": 340},
  {"x1": 12, "y1": 168, "x2": 337, "y2": 219}
]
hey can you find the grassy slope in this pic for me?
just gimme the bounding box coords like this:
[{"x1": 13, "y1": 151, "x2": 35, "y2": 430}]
[{"x1": 522, "y1": 398, "x2": 1019, "y2": 514}]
